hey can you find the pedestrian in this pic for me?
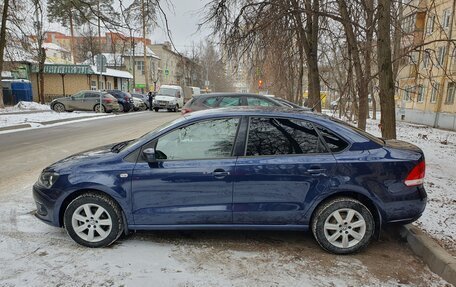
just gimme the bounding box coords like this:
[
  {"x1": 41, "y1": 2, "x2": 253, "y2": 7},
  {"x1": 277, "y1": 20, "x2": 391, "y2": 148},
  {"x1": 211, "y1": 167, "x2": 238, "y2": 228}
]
[{"x1": 148, "y1": 91, "x2": 154, "y2": 111}]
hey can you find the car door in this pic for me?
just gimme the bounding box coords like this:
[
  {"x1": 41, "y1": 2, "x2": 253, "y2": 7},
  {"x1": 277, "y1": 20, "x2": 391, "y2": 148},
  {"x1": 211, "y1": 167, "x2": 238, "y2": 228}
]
[
  {"x1": 68, "y1": 91, "x2": 85, "y2": 110},
  {"x1": 83, "y1": 93, "x2": 99, "y2": 111},
  {"x1": 233, "y1": 116, "x2": 337, "y2": 225},
  {"x1": 131, "y1": 117, "x2": 241, "y2": 225}
]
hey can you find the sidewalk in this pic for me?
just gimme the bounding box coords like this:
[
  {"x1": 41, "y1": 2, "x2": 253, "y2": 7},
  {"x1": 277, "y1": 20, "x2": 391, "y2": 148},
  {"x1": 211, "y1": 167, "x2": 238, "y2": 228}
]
[{"x1": 0, "y1": 111, "x2": 111, "y2": 132}]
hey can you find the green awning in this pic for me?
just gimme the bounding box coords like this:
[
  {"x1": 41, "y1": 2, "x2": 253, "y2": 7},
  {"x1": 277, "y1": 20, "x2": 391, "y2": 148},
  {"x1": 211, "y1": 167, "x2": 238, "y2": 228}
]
[{"x1": 31, "y1": 64, "x2": 94, "y2": 75}]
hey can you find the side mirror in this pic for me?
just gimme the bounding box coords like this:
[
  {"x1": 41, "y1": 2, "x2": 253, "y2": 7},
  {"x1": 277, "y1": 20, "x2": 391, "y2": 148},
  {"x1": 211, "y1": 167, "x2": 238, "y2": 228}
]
[{"x1": 142, "y1": 148, "x2": 156, "y2": 162}]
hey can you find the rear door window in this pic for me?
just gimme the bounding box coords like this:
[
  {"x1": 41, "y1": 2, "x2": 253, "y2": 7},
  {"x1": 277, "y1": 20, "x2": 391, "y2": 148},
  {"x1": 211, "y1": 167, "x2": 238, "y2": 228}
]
[
  {"x1": 203, "y1": 97, "x2": 219, "y2": 107},
  {"x1": 246, "y1": 117, "x2": 326, "y2": 156},
  {"x1": 316, "y1": 126, "x2": 348, "y2": 152},
  {"x1": 246, "y1": 97, "x2": 277, "y2": 107},
  {"x1": 219, "y1": 97, "x2": 242, "y2": 107}
]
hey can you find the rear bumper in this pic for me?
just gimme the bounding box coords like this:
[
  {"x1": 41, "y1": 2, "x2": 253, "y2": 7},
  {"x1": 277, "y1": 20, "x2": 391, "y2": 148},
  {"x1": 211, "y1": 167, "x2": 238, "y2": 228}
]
[
  {"x1": 383, "y1": 185, "x2": 427, "y2": 225},
  {"x1": 153, "y1": 102, "x2": 177, "y2": 109}
]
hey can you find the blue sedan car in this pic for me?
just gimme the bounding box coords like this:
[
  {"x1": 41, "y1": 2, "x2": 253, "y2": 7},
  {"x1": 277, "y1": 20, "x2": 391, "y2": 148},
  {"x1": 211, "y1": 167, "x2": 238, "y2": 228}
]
[{"x1": 33, "y1": 108, "x2": 426, "y2": 254}]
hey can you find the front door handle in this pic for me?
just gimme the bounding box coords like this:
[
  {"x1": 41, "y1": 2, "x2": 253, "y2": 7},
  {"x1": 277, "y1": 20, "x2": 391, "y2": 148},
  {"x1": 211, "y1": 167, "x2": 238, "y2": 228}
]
[{"x1": 212, "y1": 168, "x2": 230, "y2": 179}]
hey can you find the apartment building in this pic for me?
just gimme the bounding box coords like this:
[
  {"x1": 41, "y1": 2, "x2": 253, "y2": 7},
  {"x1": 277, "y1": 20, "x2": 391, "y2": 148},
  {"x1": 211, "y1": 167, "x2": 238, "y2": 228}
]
[{"x1": 397, "y1": 0, "x2": 456, "y2": 130}]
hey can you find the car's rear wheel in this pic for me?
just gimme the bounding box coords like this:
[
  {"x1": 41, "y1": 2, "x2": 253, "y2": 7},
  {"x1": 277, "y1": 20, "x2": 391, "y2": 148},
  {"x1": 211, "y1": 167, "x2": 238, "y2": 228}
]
[
  {"x1": 119, "y1": 104, "x2": 124, "y2": 113},
  {"x1": 53, "y1": 102, "x2": 65, "y2": 112},
  {"x1": 64, "y1": 193, "x2": 123, "y2": 248},
  {"x1": 94, "y1": 104, "x2": 105, "y2": 113},
  {"x1": 154, "y1": 108, "x2": 159, "y2": 112},
  {"x1": 311, "y1": 197, "x2": 374, "y2": 254}
]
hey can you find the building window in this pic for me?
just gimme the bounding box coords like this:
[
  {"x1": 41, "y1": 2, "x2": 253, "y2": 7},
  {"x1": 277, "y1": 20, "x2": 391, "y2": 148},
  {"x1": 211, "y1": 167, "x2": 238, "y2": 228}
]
[
  {"x1": 403, "y1": 86, "x2": 412, "y2": 101},
  {"x1": 438, "y1": 46, "x2": 446, "y2": 66},
  {"x1": 107, "y1": 82, "x2": 112, "y2": 89},
  {"x1": 423, "y1": 50, "x2": 430, "y2": 68},
  {"x1": 430, "y1": 83, "x2": 439, "y2": 103},
  {"x1": 135, "y1": 60, "x2": 145, "y2": 74},
  {"x1": 417, "y1": 85, "x2": 425, "y2": 103},
  {"x1": 402, "y1": 14, "x2": 416, "y2": 33},
  {"x1": 426, "y1": 14, "x2": 435, "y2": 35},
  {"x1": 445, "y1": 82, "x2": 456, "y2": 104},
  {"x1": 91, "y1": 80, "x2": 97, "y2": 90},
  {"x1": 443, "y1": 9, "x2": 452, "y2": 29}
]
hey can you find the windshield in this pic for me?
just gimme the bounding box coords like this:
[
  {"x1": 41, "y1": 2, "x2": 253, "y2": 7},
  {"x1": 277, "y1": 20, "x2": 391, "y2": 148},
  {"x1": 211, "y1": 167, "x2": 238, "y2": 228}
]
[
  {"x1": 158, "y1": 88, "x2": 178, "y2": 97},
  {"x1": 116, "y1": 116, "x2": 187, "y2": 152}
]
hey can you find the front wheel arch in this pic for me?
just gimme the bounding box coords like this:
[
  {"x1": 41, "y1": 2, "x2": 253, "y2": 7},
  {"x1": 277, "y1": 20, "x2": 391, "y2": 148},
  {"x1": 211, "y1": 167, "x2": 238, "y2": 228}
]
[{"x1": 58, "y1": 189, "x2": 128, "y2": 229}]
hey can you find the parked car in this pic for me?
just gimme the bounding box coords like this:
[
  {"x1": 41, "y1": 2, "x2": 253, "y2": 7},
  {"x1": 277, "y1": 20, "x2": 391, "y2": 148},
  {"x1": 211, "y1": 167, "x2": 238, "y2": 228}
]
[
  {"x1": 33, "y1": 107, "x2": 426, "y2": 254},
  {"x1": 51, "y1": 91, "x2": 119, "y2": 113},
  {"x1": 105, "y1": 90, "x2": 134, "y2": 112},
  {"x1": 132, "y1": 97, "x2": 147, "y2": 111},
  {"x1": 273, "y1": 97, "x2": 313, "y2": 110},
  {"x1": 153, "y1": 85, "x2": 184, "y2": 112},
  {"x1": 131, "y1": 93, "x2": 150, "y2": 110},
  {"x1": 181, "y1": 93, "x2": 284, "y2": 114}
]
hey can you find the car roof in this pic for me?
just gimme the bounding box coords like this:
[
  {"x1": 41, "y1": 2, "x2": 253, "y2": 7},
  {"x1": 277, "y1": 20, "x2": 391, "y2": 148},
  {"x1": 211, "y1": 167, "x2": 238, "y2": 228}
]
[
  {"x1": 183, "y1": 106, "x2": 317, "y2": 120},
  {"x1": 193, "y1": 92, "x2": 271, "y2": 98}
]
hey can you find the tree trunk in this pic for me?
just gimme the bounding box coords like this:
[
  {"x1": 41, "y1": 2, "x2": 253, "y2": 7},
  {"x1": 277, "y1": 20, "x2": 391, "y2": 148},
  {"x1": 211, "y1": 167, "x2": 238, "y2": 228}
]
[
  {"x1": 141, "y1": 0, "x2": 149, "y2": 93},
  {"x1": 38, "y1": 47, "x2": 46, "y2": 104},
  {"x1": 377, "y1": 0, "x2": 396, "y2": 139},
  {"x1": 0, "y1": 0, "x2": 10, "y2": 108},
  {"x1": 69, "y1": 11, "x2": 76, "y2": 64}
]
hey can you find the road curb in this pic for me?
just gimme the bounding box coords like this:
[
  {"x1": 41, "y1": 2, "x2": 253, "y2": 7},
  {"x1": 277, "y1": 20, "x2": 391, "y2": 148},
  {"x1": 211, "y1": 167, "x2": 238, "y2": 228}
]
[
  {"x1": 400, "y1": 224, "x2": 456, "y2": 285},
  {"x1": 0, "y1": 124, "x2": 32, "y2": 131}
]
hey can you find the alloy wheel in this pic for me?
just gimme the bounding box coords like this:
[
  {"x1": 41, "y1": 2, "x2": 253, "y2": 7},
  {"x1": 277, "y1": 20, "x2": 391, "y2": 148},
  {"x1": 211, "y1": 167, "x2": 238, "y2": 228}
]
[
  {"x1": 323, "y1": 208, "x2": 366, "y2": 249},
  {"x1": 71, "y1": 203, "x2": 113, "y2": 243}
]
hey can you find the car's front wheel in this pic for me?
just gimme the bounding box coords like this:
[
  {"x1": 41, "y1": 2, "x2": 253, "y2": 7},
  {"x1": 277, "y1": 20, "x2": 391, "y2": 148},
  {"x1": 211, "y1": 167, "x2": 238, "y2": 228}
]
[
  {"x1": 311, "y1": 197, "x2": 374, "y2": 254},
  {"x1": 64, "y1": 193, "x2": 123, "y2": 248},
  {"x1": 52, "y1": 102, "x2": 65, "y2": 112}
]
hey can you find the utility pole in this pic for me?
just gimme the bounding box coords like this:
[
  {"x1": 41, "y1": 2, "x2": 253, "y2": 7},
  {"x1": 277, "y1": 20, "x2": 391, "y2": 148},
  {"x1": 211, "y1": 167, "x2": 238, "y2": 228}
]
[
  {"x1": 141, "y1": 0, "x2": 149, "y2": 94},
  {"x1": 97, "y1": 0, "x2": 103, "y2": 112}
]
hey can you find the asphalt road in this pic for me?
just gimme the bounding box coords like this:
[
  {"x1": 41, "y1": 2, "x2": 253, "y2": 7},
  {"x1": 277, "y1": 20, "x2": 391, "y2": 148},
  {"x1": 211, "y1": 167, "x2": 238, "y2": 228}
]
[
  {"x1": 0, "y1": 111, "x2": 180, "y2": 181},
  {"x1": 0, "y1": 111, "x2": 448, "y2": 286}
]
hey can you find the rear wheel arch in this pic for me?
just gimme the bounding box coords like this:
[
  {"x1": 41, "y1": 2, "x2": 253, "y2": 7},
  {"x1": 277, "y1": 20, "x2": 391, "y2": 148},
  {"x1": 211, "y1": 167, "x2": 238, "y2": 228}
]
[
  {"x1": 58, "y1": 189, "x2": 128, "y2": 228},
  {"x1": 309, "y1": 191, "x2": 383, "y2": 238}
]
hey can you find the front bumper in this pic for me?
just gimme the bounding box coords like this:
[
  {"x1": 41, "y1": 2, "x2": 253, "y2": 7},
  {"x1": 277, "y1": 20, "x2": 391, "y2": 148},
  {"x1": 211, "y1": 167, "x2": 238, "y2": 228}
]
[
  {"x1": 32, "y1": 183, "x2": 61, "y2": 227},
  {"x1": 153, "y1": 102, "x2": 177, "y2": 109}
]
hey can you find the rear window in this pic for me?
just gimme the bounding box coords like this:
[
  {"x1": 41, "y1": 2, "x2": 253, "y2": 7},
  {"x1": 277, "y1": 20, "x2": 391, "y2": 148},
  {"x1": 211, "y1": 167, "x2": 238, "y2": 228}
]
[{"x1": 330, "y1": 117, "x2": 384, "y2": 146}]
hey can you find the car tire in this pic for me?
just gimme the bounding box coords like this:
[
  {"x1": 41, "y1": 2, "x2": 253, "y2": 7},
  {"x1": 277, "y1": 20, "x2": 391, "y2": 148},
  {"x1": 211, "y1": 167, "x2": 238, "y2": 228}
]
[
  {"x1": 52, "y1": 102, "x2": 65, "y2": 112},
  {"x1": 174, "y1": 104, "x2": 179, "y2": 112},
  {"x1": 311, "y1": 197, "x2": 374, "y2": 254},
  {"x1": 119, "y1": 104, "x2": 124, "y2": 113},
  {"x1": 94, "y1": 104, "x2": 106, "y2": 113},
  {"x1": 154, "y1": 108, "x2": 159, "y2": 112},
  {"x1": 64, "y1": 193, "x2": 124, "y2": 248}
]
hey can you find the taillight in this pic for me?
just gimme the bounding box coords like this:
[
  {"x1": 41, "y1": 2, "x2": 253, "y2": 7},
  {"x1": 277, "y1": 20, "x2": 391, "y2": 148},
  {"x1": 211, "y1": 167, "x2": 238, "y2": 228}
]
[
  {"x1": 181, "y1": 108, "x2": 192, "y2": 115},
  {"x1": 103, "y1": 98, "x2": 113, "y2": 103},
  {"x1": 405, "y1": 161, "x2": 425, "y2": 186}
]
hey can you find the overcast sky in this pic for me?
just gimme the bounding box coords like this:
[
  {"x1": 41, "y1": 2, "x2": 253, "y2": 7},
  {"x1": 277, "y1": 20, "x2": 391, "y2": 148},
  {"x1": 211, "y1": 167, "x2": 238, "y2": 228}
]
[
  {"x1": 152, "y1": 0, "x2": 212, "y2": 52},
  {"x1": 48, "y1": 0, "x2": 213, "y2": 54}
]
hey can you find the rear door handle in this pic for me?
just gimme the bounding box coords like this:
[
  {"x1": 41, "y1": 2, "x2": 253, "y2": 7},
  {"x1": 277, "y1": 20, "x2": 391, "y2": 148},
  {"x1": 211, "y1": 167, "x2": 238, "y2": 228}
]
[
  {"x1": 307, "y1": 168, "x2": 326, "y2": 175},
  {"x1": 212, "y1": 168, "x2": 230, "y2": 179}
]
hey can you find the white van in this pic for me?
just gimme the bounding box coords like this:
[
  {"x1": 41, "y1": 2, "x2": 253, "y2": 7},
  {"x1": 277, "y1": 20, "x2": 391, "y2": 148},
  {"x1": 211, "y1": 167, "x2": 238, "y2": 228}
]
[{"x1": 153, "y1": 85, "x2": 184, "y2": 112}]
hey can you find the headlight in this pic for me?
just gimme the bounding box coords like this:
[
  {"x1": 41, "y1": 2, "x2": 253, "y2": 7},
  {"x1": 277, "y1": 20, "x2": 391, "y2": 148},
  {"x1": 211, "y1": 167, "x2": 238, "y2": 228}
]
[{"x1": 38, "y1": 171, "x2": 60, "y2": 188}]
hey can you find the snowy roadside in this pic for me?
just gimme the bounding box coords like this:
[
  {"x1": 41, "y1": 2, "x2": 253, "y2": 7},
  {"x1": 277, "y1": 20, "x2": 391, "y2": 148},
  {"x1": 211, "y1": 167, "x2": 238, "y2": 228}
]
[
  {"x1": 0, "y1": 101, "x2": 111, "y2": 129},
  {"x1": 325, "y1": 110, "x2": 456, "y2": 255}
]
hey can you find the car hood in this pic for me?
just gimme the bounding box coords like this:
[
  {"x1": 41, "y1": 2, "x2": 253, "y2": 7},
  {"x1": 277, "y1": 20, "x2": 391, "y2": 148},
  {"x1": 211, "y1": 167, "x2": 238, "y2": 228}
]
[
  {"x1": 45, "y1": 143, "x2": 118, "y2": 173},
  {"x1": 155, "y1": 95, "x2": 176, "y2": 102}
]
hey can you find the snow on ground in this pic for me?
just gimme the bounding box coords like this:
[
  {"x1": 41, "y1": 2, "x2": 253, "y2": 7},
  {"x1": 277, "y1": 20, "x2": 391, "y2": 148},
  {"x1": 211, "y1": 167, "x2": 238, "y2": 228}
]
[
  {"x1": 0, "y1": 104, "x2": 109, "y2": 128},
  {"x1": 0, "y1": 101, "x2": 51, "y2": 113},
  {"x1": 0, "y1": 178, "x2": 448, "y2": 287},
  {"x1": 325, "y1": 110, "x2": 456, "y2": 255}
]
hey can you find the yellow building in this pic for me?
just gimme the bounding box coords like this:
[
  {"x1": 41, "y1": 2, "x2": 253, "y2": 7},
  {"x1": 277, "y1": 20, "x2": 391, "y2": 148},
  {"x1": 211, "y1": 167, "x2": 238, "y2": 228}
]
[
  {"x1": 30, "y1": 64, "x2": 133, "y2": 102},
  {"x1": 397, "y1": 0, "x2": 456, "y2": 130}
]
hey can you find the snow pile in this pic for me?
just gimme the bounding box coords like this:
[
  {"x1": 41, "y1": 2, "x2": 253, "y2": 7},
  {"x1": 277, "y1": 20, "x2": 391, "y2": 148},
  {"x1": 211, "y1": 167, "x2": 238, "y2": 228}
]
[
  {"x1": 0, "y1": 111, "x2": 107, "y2": 128},
  {"x1": 0, "y1": 101, "x2": 51, "y2": 113}
]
